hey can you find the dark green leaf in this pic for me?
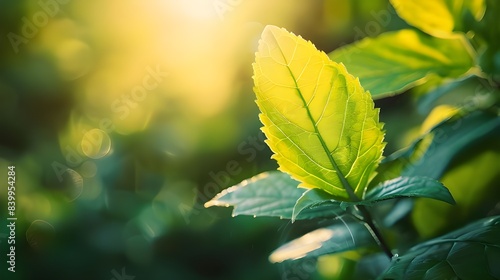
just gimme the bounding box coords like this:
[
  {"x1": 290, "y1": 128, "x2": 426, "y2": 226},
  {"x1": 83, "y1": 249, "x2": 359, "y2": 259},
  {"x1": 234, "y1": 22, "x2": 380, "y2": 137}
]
[
  {"x1": 377, "y1": 111, "x2": 500, "y2": 182},
  {"x1": 416, "y1": 75, "x2": 491, "y2": 115},
  {"x1": 269, "y1": 217, "x2": 375, "y2": 263},
  {"x1": 354, "y1": 253, "x2": 391, "y2": 280},
  {"x1": 292, "y1": 188, "x2": 344, "y2": 222},
  {"x1": 366, "y1": 177, "x2": 453, "y2": 205},
  {"x1": 340, "y1": 177, "x2": 454, "y2": 211},
  {"x1": 204, "y1": 171, "x2": 302, "y2": 219},
  {"x1": 383, "y1": 199, "x2": 414, "y2": 227},
  {"x1": 402, "y1": 111, "x2": 500, "y2": 179},
  {"x1": 418, "y1": 83, "x2": 462, "y2": 115},
  {"x1": 205, "y1": 171, "x2": 344, "y2": 220},
  {"x1": 412, "y1": 143, "x2": 500, "y2": 237},
  {"x1": 380, "y1": 216, "x2": 500, "y2": 279}
]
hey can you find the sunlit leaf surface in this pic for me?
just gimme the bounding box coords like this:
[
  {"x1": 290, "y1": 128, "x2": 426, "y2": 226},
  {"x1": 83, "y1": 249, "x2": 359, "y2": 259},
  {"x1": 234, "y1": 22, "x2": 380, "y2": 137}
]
[
  {"x1": 253, "y1": 26, "x2": 385, "y2": 199},
  {"x1": 329, "y1": 29, "x2": 475, "y2": 98},
  {"x1": 390, "y1": 0, "x2": 485, "y2": 37}
]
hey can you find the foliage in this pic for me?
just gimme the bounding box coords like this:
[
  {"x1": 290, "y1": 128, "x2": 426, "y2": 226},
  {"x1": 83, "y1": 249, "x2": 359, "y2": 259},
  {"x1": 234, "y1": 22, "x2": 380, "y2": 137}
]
[
  {"x1": 253, "y1": 25, "x2": 385, "y2": 200},
  {"x1": 330, "y1": 29, "x2": 476, "y2": 98},
  {"x1": 381, "y1": 216, "x2": 500, "y2": 279},
  {"x1": 207, "y1": 0, "x2": 500, "y2": 278}
]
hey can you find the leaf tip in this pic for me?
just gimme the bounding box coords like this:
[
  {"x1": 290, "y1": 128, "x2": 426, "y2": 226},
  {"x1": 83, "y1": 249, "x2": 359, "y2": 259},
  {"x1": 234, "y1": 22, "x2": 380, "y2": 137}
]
[
  {"x1": 262, "y1": 24, "x2": 281, "y2": 35},
  {"x1": 448, "y1": 195, "x2": 457, "y2": 205},
  {"x1": 203, "y1": 200, "x2": 214, "y2": 208},
  {"x1": 203, "y1": 198, "x2": 230, "y2": 209}
]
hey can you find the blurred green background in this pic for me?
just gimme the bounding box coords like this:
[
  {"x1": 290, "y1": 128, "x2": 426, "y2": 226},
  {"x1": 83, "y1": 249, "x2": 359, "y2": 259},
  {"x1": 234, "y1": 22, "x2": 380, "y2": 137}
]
[{"x1": 0, "y1": 0, "x2": 450, "y2": 279}]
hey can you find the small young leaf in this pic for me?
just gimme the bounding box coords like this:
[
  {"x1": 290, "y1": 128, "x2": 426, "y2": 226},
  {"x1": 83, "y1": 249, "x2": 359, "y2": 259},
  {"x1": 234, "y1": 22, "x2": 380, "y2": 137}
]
[
  {"x1": 204, "y1": 171, "x2": 342, "y2": 220},
  {"x1": 390, "y1": 0, "x2": 485, "y2": 37},
  {"x1": 292, "y1": 189, "x2": 343, "y2": 222},
  {"x1": 269, "y1": 218, "x2": 375, "y2": 263},
  {"x1": 329, "y1": 29, "x2": 476, "y2": 98},
  {"x1": 379, "y1": 216, "x2": 500, "y2": 279},
  {"x1": 253, "y1": 25, "x2": 385, "y2": 200}
]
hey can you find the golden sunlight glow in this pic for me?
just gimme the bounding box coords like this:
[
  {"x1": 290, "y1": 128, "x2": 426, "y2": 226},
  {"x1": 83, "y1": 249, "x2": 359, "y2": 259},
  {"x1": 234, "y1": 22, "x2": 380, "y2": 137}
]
[
  {"x1": 43, "y1": 0, "x2": 310, "y2": 185},
  {"x1": 65, "y1": 0, "x2": 304, "y2": 124},
  {"x1": 269, "y1": 228, "x2": 335, "y2": 263},
  {"x1": 172, "y1": 0, "x2": 220, "y2": 20}
]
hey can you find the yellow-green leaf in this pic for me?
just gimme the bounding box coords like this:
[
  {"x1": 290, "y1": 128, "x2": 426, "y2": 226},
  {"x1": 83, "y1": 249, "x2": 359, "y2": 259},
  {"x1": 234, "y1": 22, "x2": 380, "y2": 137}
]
[
  {"x1": 253, "y1": 26, "x2": 385, "y2": 200},
  {"x1": 391, "y1": 0, "x2": 486, "y2": 37},
  {"x1": 329, "y1": 29, "x2": 476, "y2": 98}
]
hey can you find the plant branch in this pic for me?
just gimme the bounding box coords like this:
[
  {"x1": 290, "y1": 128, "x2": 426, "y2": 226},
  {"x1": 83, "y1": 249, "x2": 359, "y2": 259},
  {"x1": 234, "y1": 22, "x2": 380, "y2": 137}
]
[
  {"x1": 324, "y1": 152, "x2": 393, "y2": 258},
  {"x1": 357, "y1": 205, "x2": 394, "y2": 259},
  {"x1": 320, "y1": 144, "x2": 393, "y2": 258},
  {"x1": 329, "y1": 164, "x2": 393, "y2": 258},
  {"x1": 325, "y1": 156, "x2": 393, "y2": 258}
]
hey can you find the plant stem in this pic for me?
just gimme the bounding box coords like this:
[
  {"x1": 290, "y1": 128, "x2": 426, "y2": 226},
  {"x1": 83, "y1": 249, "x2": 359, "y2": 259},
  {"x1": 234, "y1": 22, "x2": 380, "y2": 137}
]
[
  {"x1": 325, "y1": 156, "x2": 393, "y2": 258},
  {"x1": 356, "y1": 205, "x2": 394, "y2": 259},
  {"x1": 324, "y1": 157, "x2": 393, "y2": 258}
]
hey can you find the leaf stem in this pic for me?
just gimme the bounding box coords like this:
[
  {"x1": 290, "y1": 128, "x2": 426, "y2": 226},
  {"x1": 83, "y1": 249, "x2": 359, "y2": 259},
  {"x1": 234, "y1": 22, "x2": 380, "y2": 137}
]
[
  {"x1": 357, "y1": 205, "x2": 394, "y2": 259},
  {"x1": 323, "y1": 147, "x2": 393, "y2": 258},
  {"x1": 326, "y1": 152, "x2": 393, "y2": 258}
]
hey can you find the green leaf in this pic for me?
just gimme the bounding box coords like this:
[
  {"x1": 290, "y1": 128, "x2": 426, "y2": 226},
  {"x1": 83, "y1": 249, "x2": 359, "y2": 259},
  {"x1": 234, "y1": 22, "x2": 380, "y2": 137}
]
[
  {"x1": 292, "y1": 188, "x2": 343, "y2": 222},
  {"x1": 340, "y1": 177, "x2": 454, "y2": 211},
  {"x1": 368, "y1": 110, "x2": 500, "y2": 237},
  {"x1": 382, "y1": 200, "x2": 414, "y2": 227},
  {"x1": 374, "y1": 111, "x2": 500, "y2": 184},
  {"x1": 390, "y1": 0, "x2": 486, "y2": 37},
  {"x1": 253, "y1": 25, "x2": 385, "y2": 200},
  {"x1": 329, "y1": 29, "x2": 476, "y2": 98},
  {"x1": 416, "y1": 75, "x2": 476, "y2": 114},
  {"x1": 204, "y1": 171, "x2": 342, "y2": 220},
  {"x1": 400, "y1": 111, "x2": 500, "y2": 179},
  {"x1": 204, "y1": 171, "x2": 302, "y2": 219},
  {"x1": 380, "y1": 216, "x2": 500, "y2": 279},
  {"x1": 354, "y1": 253, "x2": 392, "y2": 279},
  {"x1": 359, "y1": 176, "x2": 455, "y2": 206},
  {"x1": 269, "y1": 217, "x2": 375, "y2": 263},
  {"x1": 417, "y1": 76, "x2": 498, "y2": 115},
  {"x1": 291, "y1": 177, "x2": 453, "y2": 223},
  {"x1": 412, "y1": 143, "x2": 500, "y2": 237}
]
